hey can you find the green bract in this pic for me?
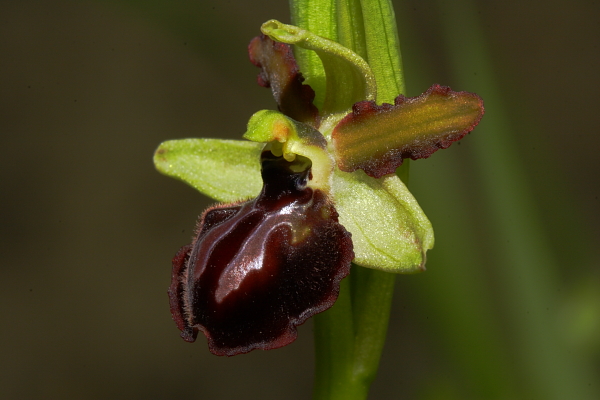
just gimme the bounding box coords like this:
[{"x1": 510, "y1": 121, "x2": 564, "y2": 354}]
[{"x1": 154, "y1": 20, "x2": 484, "y2": 273}]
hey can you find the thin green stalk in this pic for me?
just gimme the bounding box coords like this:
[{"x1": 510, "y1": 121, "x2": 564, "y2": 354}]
[
  {"x1": 290, "y1": 1, "x2": 406, "y2": 399},
  {"x1": 313, "y1": 279, "x2": 369, "y2": 400},
  {"x1": 349, "y1": 266, "x2": 396, "y2": 386}
]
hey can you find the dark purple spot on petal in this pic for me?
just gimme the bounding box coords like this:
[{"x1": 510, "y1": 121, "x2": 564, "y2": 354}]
[{"x1": 170, "y1": 151, "x2": 353, "y2": 356}]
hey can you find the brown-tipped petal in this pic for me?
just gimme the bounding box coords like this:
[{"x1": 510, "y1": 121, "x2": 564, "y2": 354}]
[
  {"x1": 248, "y1": 35, "x2": 319, "y2": 126},
  {"x1": 171, "y1": 151, "x2": 353, "y2": 356},
  {"x1": 332, "y1": 84, "x2": 484, "y2": 178}
]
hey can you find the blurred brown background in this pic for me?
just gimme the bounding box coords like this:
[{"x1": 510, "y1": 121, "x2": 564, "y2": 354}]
[{"x1": 1, "y1": 0, "x2": 598, "y2": 399}]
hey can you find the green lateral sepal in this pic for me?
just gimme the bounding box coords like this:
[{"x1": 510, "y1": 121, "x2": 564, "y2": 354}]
[
  {"x1": 331, "y1": 168, "x2": 434, "y2": 273},
  {"x1": 154, "y1": 138, "x2": 263, "y2": 202}
]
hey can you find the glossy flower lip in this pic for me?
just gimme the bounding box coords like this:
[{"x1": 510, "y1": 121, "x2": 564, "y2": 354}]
[{"x1": 168, "y1": 151, "x2": 353, "y2": 356}]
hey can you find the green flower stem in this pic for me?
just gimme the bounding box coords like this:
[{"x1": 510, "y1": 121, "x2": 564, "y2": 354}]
[
  {"x1": 291, "y1": 1, "x2": 406, "y2": 399},
  {"x1": 313, "y1": 279, "x2": 368, "y2": 400},
  {"x1": 313, "y1": 267, "x2": 397, "y2": 400},
  {"x1": 349, "y1": 266, "x2": 396, "y2": 384}
]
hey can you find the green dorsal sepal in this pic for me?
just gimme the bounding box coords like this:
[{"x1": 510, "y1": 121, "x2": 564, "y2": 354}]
[{"x1": 261, "y1": 19, "x2": 376, "y2": 126}]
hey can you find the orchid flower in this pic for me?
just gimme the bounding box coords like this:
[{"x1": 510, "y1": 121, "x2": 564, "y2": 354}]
[{"x1": 154, "y1": 20, "x2": 483, "y2": 357}]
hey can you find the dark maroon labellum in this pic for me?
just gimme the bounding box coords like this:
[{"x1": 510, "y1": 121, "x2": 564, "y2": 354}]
[{"x1": 169, "y1": 151, "x2": 353, "y2": 356}]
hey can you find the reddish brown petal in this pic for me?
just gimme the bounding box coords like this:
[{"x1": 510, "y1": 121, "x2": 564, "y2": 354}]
[
  {"x1": 332, "y1": 84, "x2": 484, "y2": 178},
  {"x1": 249, "y1": 35, "x2": 319, "y2": 126},
  {"x1": 170, "y1": 151, "x2": 353, "y2": 356},
  {"x1": 168, "y1": 244, "x2": 192, "y2": 338}
]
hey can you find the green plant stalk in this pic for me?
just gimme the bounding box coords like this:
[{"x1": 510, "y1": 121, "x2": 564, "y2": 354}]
[{"x1": 290, "y1": 1, "x2": 407, "y2": 399}]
